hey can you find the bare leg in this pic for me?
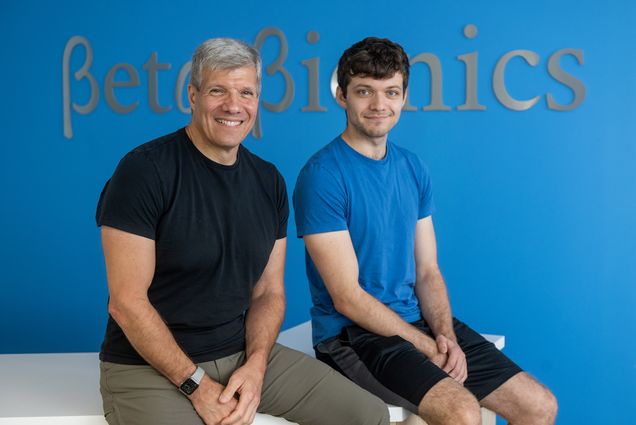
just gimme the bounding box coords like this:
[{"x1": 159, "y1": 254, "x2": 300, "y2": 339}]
[
  {"x1": 418, "y1": 377, "x2": 481, "y2": 425},
  {"x1": 480, "y1": 372, "x2": 557, "y2": 425}
]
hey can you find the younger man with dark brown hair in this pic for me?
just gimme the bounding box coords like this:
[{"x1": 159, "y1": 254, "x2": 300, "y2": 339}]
[{"x1": 294, "y1": 37, "x2": 558, "y2": 425}]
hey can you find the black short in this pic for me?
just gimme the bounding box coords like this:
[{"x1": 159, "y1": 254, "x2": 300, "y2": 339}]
[{"x1": 315, "y1": 318, "x2": 523, "y2": 412}]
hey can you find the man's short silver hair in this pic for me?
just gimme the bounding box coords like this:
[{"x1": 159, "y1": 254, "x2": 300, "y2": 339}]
[{"x1": 190, "y1": 38, "x2": 262, "y2": 91}]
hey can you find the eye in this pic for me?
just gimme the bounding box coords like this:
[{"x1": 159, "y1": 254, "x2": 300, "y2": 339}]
[
  {"x1": 208, "y1": 87, "x2": 225, "y2": 96},
  {"x1": 356, "y1": 88, "x2": 371, "y2": 97},
  {"x1": 241, "y1": 89, "x2": 256, "y2": 98},
  {"x1": 386, "y1": 90, "x2": 401, "y2": 98}
]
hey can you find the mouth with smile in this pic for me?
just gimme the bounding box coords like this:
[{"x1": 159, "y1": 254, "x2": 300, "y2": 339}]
[
  {"x1": 215, "y1": 118, "x2": 243, "y2": 127},
  {"x1": 364, "y1": 115, "x2": 391, "y2": 120},
  {"x1": 364, "y1": 111, "x2": 392, "y2": 117}
]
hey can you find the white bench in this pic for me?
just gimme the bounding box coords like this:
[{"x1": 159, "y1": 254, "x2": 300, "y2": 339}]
[{"x1": 0, "y1": 321, "x2": 503, "y2": 425}]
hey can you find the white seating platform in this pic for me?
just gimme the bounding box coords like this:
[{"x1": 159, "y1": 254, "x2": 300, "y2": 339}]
[{"x1": 0, "y1": 321, "x2": 503, "y2": 425}]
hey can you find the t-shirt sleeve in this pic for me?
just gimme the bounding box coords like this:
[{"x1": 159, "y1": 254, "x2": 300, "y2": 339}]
[
  {"x1": 293, "y1": 164, "x2": 348, "y2": 237},
  {"x1": 96, "y1": 152, "x2": 164, "y2": 240},
  {"x1": 275, "y1": 169, "x2": 289, "y2": 240},
  {"x1": 418, "y1": 159, "x2": 436, "y2": 219}
]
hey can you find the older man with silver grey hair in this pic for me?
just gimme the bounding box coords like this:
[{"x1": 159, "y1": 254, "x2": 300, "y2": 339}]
[{"x1": 96, "y1": 37, "x2": 389, "y2": 425}]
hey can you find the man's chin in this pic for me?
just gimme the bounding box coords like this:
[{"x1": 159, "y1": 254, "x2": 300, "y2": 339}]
[{"x1": 362, "y1": 129, "x2": 390, "y2": 139}]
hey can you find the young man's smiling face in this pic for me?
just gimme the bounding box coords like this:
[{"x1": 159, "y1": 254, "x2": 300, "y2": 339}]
[{"x1": 337, "y1": 72, "x2": 406, "y2": 143}]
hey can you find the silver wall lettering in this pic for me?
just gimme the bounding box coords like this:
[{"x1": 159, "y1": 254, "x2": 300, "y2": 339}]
[
  {"x1": 175, "y1": 60, "x2": 192, "y2": 114},
  {"x1": 547, "y1": 49, "x2": 586, "y2": 111},
  {"x1": 301, "y1": 57, "x2": 326, "y2": 112},
  {"x1": 402, "y1": 93, "x2": 417, "y2": 112},
  {"x1": 143, "y1": 52, "x2": 172, "y2": 113},
  {"x1": 405, "y1": 53, "x2": 451, "y2": 111},
  {"x1": 301, "y1": 31, "x2": 326, "y2": 112},
  {"x1": 463, "y1": 24, "x2": 478, "y2": 39},
  {"x1": 62, "y1": 36, "x2": 99, "y2": 139},
  {"x1": 61, "y1": 27, "x2": 587, "y2": 138},
  {"x1": 253, "y1": 28, "x2": 295, "y2": 139},
  {"x1": 493, "y1": 50, "x2": 541, "y2": 111},
  {"x1": 457, "y1": 53, "x2": 486, "y2": 110},
  {"x1": 104, "y1": 64, "x2": 140, "y2": 113},
  {"x1": 457, "y1": 24, "x2": 485, "y2": 110},
  {"x1": 254, "y1": 27, "x2": 294, "y2": 112}
]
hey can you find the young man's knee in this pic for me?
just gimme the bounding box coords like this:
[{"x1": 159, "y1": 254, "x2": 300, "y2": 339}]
[
  {"x1": 439, "y1": 398, "x2": 481, "y2": 425},
  {"x1": 454, "y1": 404, "x2": 482, "y2": 425},
  {"x1": 530, "y1": 387, "x2": 558, "y2": 424},
  {"x1": 418, "y1": 379, "x2": 481, "y2": 425},
  {"x1": 506, "y1": 381, "x2": 557, "y2": 425},
  {"x1": 419, "y1": 402, "x2": 481, "y2": 425}
]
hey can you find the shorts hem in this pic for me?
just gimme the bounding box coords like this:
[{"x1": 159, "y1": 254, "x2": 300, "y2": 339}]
[
  {"x1": 473, "y1": 367, "x2": 524, "y2": 401},
  {"x1": 407, "y1": 372, "x2": 448, "y2": 409}
]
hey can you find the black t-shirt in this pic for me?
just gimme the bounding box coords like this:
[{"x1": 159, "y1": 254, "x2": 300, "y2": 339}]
[{"x1": 96, "y1": 128, "x2": 288, "y2": 364}]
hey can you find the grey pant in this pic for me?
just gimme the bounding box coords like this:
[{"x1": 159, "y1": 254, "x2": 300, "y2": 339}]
[{"x1": 100, "y1": 343, "x2": 389, "y2": 425}]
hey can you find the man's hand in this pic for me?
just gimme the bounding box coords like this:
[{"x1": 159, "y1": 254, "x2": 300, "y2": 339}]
[
  {"x1": 218, "y1": 361, "x2": 265, "y2": 425},
  {"x1": 429, "y1": 349, "x2": 448, "y2": 370},
  {"x1": 435, "y1": 335, "x2": 468, "y2": 384},
  {"x1": 190, "y1": 375, "x2": 238, "y2": 425}
]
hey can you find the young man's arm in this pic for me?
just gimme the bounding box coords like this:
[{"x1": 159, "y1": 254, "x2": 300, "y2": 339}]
[
  {"x1": 304, "y1": 230, "x2": 440, "y2": 358},
  {"x1": 218, "y1": 237, "x2": 287, "y2": 425},
  {"x1": 414, "y1": 216, "x2": 467, "y2": 383},
  {"x1": 101, "y1": 226, "x2": 238, "y2": 424}
]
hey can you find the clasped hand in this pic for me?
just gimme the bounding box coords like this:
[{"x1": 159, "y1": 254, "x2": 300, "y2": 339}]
[
  {"x1": 190, "y1": 363, "x2": 264, "y2": 425},
  {"x1": 430, "y1": 334, "x2": 468, "y2": 384}
]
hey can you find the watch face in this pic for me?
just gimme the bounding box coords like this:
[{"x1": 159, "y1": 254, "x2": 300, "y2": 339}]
[{"x1": 180, "y1": 379, "x2": 198, "y2": 395}]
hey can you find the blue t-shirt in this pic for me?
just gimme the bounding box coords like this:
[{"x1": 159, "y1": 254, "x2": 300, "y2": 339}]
[{"x1": 293, "y1": 136, "x2": 435, "y2": 345}]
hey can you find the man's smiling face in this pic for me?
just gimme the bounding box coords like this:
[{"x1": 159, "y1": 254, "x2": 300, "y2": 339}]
[
  {"x1": 337, "y1": 72, "x2": 406, "y2": 142},
  {"x1": 188, "y1": 66, "x2": 259, "y2": 154}
]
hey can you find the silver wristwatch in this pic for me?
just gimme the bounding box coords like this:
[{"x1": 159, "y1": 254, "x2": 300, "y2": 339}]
[{"x1": 179, "y1": 366, "x2": 205, "y2": 395}]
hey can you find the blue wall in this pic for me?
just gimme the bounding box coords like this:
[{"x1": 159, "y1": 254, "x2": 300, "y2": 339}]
[{"x1": 1, "y1": 1, "x2": 634, "y2": 423}]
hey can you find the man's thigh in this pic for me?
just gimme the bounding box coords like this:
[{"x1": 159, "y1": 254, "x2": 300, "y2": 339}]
[
  {"x1": 341, "y1": 327, "x2": 448, "y2": 409},
  {"x1": 442, "y1": 318, "x2": 523, "y2": 400},
  {"x1": 260, "y1": 343, "x2": 389, "y2": 425},
  {"x1": 320, "y1": 318, "x2": 523, "y2": 408},
  {"x1": 100, "y1": 346, "x2": 388, "y2": 425},
  {"x1": 100, "y1": 361, "x2": 204, "y2": 425},
  {"x1": 479, "y1": 371, "x2": 558, "y2": 422}
]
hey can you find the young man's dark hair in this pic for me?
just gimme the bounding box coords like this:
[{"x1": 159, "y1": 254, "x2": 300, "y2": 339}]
[{"x1": 336, "y1": 37, "x2": 410, "y2": 98}]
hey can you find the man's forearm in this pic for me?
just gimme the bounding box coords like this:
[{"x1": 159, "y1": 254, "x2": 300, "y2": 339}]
[
  {"x1": 109, "y1": 298, "x2": 198, "y2": 386},
  {"x1": 415, "y1": 268, "x2": 456, "y2": 341},
  {"x1": 335, "y1": 286, "x2": 439, "y2": 357},
  {"x1": 304, "y1": 231, "x2": 439, "y2": 357},
  {"x1": 244, "y1": 290, "x2": 285, "y2": 371},
  {"x1": 113, "y1": 299, "x2": 243, "y2": 423}
]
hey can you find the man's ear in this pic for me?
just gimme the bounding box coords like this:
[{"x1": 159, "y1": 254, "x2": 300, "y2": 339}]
[
  {"x1": 402, "y1": 88, "x2": 408, "y2": 107},
  {"x1": 187, "y1": 84, "x2": 197, "y2": 112},
  {"x1": 336, "y1": 86, "x2": 347, "y2": 108}
]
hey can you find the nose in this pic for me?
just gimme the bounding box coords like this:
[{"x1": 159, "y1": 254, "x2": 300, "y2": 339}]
[
  {"x1": 222, "y1": 90, "x2": 241, "y2": 113},
  {"x1": 368, "y1": 94, "x2": 386, "y2": 111}
]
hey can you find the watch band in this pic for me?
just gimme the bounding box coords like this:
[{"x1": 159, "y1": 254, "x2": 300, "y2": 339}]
[{"x1": 179, "y1": 366, "x2": 205, "y2": 395}]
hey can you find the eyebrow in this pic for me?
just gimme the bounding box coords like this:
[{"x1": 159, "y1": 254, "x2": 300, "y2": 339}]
[
  {"x1": 352, "y1": 84, "x2": 402, "y2": 90},
  {"x1": 203, "y1": 84, "x2": 257, "y2": 91}
]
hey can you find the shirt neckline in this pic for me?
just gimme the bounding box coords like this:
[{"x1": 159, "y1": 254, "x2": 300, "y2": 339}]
[
  {"x1": 337, "y1": 136, "x2": 391, "y2": 165},
  {"x1": 182, "y1": 127, "x2": 242, "y2": 171}
]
